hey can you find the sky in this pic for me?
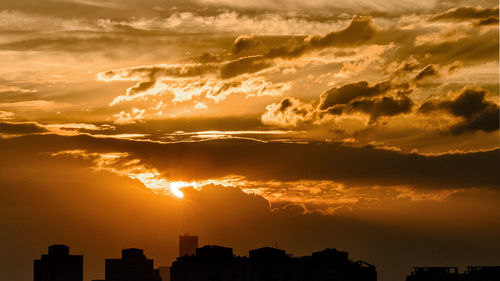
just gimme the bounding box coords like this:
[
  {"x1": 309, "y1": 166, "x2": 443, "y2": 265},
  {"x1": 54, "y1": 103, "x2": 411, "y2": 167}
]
[{"x1": 0, "y1": 1, "x2": 499, "y2": 281}]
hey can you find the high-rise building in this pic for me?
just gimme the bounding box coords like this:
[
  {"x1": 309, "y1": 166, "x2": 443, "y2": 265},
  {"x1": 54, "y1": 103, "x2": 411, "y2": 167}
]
[
  {"x1": 101, "y1": 248, "x2": 161, "y2": 281},
  {"x1": 179, "y1": 235, "x2": 198, "y2": 257},
  {"x1": 171, "y1": 245, "x2": 377, "y2": 281},
  {"x1": 171, "y1": 245, "x2": 246, "y2": 281},
  {"x1": 34, "y1": 244, "x2": 83, "y2": 281}
]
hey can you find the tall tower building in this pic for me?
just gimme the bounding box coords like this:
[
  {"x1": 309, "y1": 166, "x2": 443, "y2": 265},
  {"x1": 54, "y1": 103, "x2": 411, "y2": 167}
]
[
  {"x1": 34, "y1": 244, "x2": 83, "y2": 281},
  {"x1": 179, "y1": 234, "x2": 198, "y2": 257},
  {"x1": 103, "y1": 248, "x2": 161, "y2": 281}
]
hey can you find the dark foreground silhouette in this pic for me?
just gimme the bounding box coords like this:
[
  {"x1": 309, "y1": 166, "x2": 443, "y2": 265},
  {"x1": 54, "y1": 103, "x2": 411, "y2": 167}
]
[
  {"x1": 34, "y1": 242, "x2": 500, "y2": 281},
  {"x1": 34, "y1": 245, "x2": 83, "y2": 281},
  {"x1": 171, "y1": 245, "x2": 376, "y2": 281},
  {"x1": 406, "y1": 266, "x2": 500, "y2": 281}
]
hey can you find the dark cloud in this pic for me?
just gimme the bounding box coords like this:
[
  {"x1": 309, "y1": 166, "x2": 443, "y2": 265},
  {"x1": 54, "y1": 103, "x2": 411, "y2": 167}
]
[
  {"x1": 419, "y1": 87, "x2": 500, "y2": 134},
  {"x1": 98, "y1": 17, "x2": 378, "y2": 84},
  {"x1": 126, "y1": 80, "x2": 156, "y2": 96},
  {"x1": 337, "y1": 94, "x2": 414, "y2": 122},
  {"x1": 279, "y1": 98, "x2": 293, "y2": 111},
  {"x1": 194, "y1": 52, "x2": 222, "y2": 63},
  {"x1": 100, "y1": 63, "x2": 219, "y2": 81},
  {"x1": 475, "y1": 17, "x2": 499, "y2": 26},
  {"x1": 446, "y1": 61, "x2": 463, "y2": 72},
  {"x1": 1, "y1": 134, "x2": 498, "y2": 190},
  {"x1": 263, "y1": 80, "x2": 414, "y2": 126},
  {"x1": 396, "y1": 56, "x2": 421, "y2": 73},
  {"x1": 261, "y1": 97, "x2": 316, "y2": 127},
  {"x1": 218, "y1": 17, "x2": 376, "y2": 78},
  {"x1": 264, "y1": 43, "x2": 307, "y2": 59},
  {"x1": 431, "y1": 7, "x2": 499, "y2": 21},
  {"x1": 0, "y1": 122, "x2": 48, "y2": 134},
  {"x1": 232, "y1": 35, "x2": 259, "y2": 54},
  {"x1": 413, "y1": 65, "x2": 439, "y2": 81},
  {"x1": 104, "y1": 56, "x2": 267, "y2": 82},
  {"x1": 264, "y1": 17, "x2": 375, "y2": 59},
  {"x1": 305, "y1": 17, "x2": 375, "y2": 48},
  {"x1": 319, "y1": 80, "x2": 392, "y2": 110},
  {"x1": 219, "y1": 56, "x2": 271, "y2": 79},
  {"x1": 275, "y1": 98, "x2": 313, "y2": 117}
]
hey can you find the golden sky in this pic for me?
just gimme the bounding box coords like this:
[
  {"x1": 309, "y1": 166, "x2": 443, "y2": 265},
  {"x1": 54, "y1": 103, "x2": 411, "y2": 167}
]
[{"x1": 0, "y1": 1, "x2": 499, "y2": 281}]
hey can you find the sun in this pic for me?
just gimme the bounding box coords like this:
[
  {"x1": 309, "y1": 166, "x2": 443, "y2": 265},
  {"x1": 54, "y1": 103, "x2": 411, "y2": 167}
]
[{"x1": 170, "y1": 181, "x2": 197, "y2": 198}]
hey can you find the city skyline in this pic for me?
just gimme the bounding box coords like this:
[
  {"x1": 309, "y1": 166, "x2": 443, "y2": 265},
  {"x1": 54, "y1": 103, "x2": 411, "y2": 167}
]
[
  {"x1": 32, "y1": 243, "x2": 500, "y2": 281},
  {"x1": 1, "y1": 0, "x2": 499, "y2": 281}
]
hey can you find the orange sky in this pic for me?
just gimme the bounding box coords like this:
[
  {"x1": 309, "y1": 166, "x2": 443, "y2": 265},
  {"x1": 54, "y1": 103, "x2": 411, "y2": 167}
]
[{"x1": 0, "y1": 1, "x2": 499, "y2": 281}]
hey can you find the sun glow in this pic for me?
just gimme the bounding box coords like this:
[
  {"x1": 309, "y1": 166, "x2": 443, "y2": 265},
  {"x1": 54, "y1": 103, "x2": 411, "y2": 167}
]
[{"x1": 170, "y1": 181, "x2": 197, "y2": 198}]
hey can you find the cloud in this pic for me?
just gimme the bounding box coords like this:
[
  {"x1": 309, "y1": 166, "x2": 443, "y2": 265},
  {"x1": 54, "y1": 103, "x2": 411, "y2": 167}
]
[
  {"x1": 338, "y1": 94, "x2": 414, "y2": 122},
  {"x1": 413, "y1": 64, "x2": 439, "y2": 81},
  {"x1": 232, "y1": 34, "x2": 259, "y2": 54},
  {"x1": 305, "y1": 17, "x2": 375, "y2": 48},
  {"x1": 261, "y1": 80, "x2": 415, "y2": 127},
  {"x1": 431, "y1": 7, "x2": 499, "y2": 21},
  {"x1": 1, "y1": 134, "x2": 499, "y2": 190},
  {"x1": 109, "y1": 76, "x2": 290, "y2": 111},
  {"x1": 261, "y1": 97, "x2": 317, "y2": 127},
  {"x1": 389, "y1": 58, "x2": 462, "y2": 82},
  {"x1": 220, "y1": 17, "x2": 377, "y2": 78},
  {"x1": 319, "y1": 80, "x2": 393, "y2": 110},
  {"x1": 0, "y1": 121, "x2": 118, "y2": 137},
  {"x1": 376, "y1": 15, "x2": 498, "y2": 68},
  {"x1": 0, "y1": 100, "x2": 71, "y2": 110},
  {"x1": 0, "y1": 86, "x2": 37, "y2": 94},
  {"x1": 57, "y1": 147, "x2": 453, "y2": 214},
  {"x1": 219, "y1": 18, "x2": 377, "y2": 78},
  {"x1": 195, "y1": 0, "x2": 438, "y2": 14},
  {"x1": 219, "y1": 56, "x2": 272, "y2": 78},
  {"x1": 194, "y1": 102, "x2": 208, "y2": 110},
  {"x1": 96, "y1": 16, "x2": 380, "y2": 124},
  {"x1": 475, "y1": 17, "x2": 499, "y2": 26},
  {"x1": 419, "y1": 87, "x2": 500, "y2": 134},
  {"x1": 0, "y1": 111, "x2": 14, "y2": 120},
  {"x1": 98, "y1": 17, "x2": 378, "y2": 86},
  {"x1": 113, "y1": 107, "x2": 145, "y2": 124},
  {"x1": 194, "y1": 53, "x2": 222, "y2": 63},
  {"x1": 97, "y1": 64, "x2": 219, "y2": 82},
  {"x1": 264, "y1": 17, "x2": 376, "y2": 59},
  {"x1": 0, "y1": 86, "x2": 39, "y2": 104},
  {"x1": 0, "y1": 122, "x2": 48, "y2": 135},
  {"x1": 45, "y1": 123, "x2": 115, "y2": 133},
  {"x1": 394, "y1": 55, "x2": 421, "y2": 73}
]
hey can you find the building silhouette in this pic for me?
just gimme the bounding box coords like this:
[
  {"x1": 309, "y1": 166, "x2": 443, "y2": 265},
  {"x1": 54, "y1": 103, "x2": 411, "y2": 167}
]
[
  {"x1": 34, "y1": 244, "x2": 83, "y2": 281},
  {"x1": 156, "y1": 234, "x2": 197, "y2": 281},
  {"x1": 172, "y1": 245, "x2": 247, "y2": 281},
  {"x1": 406, "y1": 266, "x2": 500, "y2": 281},
  {"x1": 34, "y1": 243, "x2": 500, "y2": 281},
  {"x1": 93, "y1": 248, "x2": 161, "y2": 281},
  {"x1": 159, "y1": 266, "x2": 171, "y2": 281},
  {"x1": 179, "y1": 235, "x2": 198, "y2": 257},
  {"x1": 171, "y1": 245, "x2": 376, "y2": 281}
]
